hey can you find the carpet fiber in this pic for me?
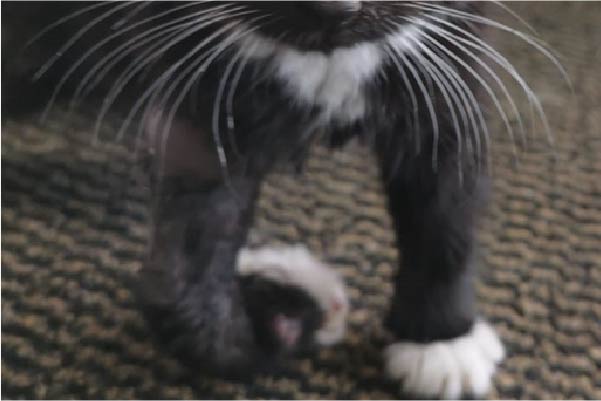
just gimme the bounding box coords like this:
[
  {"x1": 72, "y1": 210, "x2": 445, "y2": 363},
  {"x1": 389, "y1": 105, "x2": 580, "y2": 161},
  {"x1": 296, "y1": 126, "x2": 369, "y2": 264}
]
[{"x1": 2, "y1": 3, "x2": 600, "y2": 399}]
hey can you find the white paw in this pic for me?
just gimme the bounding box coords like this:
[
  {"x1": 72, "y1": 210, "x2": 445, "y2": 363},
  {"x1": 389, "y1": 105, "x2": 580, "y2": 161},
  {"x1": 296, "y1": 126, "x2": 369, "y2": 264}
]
[
  {"x1": 237, "y1": 245, "x2": 349, "y2": 345},
  {"x1": 384, "y1": 320, "x2": 505, "y2": 399}
]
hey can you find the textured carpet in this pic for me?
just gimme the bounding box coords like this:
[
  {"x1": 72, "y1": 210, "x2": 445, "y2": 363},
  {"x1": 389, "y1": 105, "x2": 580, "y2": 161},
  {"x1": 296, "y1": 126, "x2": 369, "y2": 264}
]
[{"x1": 2, "y1": 3, "x2": 600, "y2": 399}]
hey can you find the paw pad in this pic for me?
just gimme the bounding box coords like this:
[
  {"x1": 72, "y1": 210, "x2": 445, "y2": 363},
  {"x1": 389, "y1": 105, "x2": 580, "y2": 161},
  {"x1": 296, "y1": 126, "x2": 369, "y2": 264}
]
[{"x1": 237, "y1": 245, "x2": 349, "y2": 345}]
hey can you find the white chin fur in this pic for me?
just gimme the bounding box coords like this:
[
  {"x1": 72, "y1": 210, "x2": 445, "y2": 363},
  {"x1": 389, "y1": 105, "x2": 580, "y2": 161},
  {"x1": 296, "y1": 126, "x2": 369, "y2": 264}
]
[
  {"x1": 384, "y1": 320, "x2": 505, "y2": 399},
  {"x1": 238, "y1": 24, "x2": 421, "y2": 125},
  {"x1": 237, "y1": 245, "x2": 349, "y2": 346}
]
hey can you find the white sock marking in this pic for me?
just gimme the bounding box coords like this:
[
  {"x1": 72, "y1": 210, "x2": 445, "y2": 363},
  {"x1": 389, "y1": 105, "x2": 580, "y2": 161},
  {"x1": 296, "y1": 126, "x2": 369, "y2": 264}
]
[{"x1": 384, "y1": 320, "x2": 505, "y2": 399}]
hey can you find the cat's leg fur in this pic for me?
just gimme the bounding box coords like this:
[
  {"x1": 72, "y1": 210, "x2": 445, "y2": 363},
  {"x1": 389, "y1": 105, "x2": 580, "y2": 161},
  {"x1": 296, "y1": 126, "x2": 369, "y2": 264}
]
[
  {"x1": 138, "y1": 173, "x2": 263, "y2": 376},
  {"x1": 135, "y1": 111, "x2": 266, "y2": 376},
  {"x1": 376, "y1": 135, "x2": 504, "y2": 398},
  {"x1": 136, "y1": 110, "x2": 345, "y2": 376}
]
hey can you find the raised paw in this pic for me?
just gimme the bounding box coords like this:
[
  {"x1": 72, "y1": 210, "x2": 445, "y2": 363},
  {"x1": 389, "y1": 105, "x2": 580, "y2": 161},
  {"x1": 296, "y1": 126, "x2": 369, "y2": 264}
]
[
  {"x1": 237, "y1": 245, "x2": 349, "y2": 346},
  {"x1": 384, "y1": 320, "x2": 505, "y2": 399}
]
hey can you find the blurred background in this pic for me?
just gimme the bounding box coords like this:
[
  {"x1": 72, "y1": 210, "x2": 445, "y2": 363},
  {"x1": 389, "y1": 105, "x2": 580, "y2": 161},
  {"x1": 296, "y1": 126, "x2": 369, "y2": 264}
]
[{"x1": 2, "y1": 2, "x2": 600, "y2": 399}]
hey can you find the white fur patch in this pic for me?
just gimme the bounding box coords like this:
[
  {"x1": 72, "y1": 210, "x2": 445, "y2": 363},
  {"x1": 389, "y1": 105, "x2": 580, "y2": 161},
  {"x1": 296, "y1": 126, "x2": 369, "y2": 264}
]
[
  {"x1": 384, "y1": 320, "x2": 505, "y2": 399},
  {"x1": 237, "y1": 245, "x2": 349, "y2": 345},
  {"x1": 238, "y1": 25, "x2": 421, "y2": 124}
]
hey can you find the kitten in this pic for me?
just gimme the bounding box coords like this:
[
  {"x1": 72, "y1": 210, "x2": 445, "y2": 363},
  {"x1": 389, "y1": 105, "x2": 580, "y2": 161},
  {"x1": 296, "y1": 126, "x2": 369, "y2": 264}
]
[{"x1": 2, "y1": 1, "x2": 565, "y2": 397}]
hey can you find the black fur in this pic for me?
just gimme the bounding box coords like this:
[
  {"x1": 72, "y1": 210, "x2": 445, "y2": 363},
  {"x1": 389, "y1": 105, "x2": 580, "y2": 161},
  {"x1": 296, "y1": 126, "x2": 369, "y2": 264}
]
[{"x1": 3, "y1": 1, "x2": 492, "y2": 376}]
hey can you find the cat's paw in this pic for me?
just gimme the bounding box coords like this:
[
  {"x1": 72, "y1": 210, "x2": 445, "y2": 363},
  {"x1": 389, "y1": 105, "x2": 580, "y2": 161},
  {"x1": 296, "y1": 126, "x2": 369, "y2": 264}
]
[
  {"x1": 384, "y1": 320, "x2": 504, "y2": 399},
  {"x1": 237, "y1": 245, "x2": 349, "y2": 345}
]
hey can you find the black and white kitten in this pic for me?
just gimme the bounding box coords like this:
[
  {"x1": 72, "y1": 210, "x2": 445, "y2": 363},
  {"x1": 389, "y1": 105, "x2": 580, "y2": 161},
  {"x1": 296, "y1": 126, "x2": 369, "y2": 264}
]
[{"x1": 3, "y1": 1, "x2": 565, "y2": 398}]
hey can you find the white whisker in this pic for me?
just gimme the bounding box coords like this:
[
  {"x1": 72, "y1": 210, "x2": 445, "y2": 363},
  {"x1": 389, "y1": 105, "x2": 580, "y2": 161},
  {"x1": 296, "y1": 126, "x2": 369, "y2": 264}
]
[
  {"x1": 152, "y1": 20, "x2": 267, "y2": 201},
  {"x1": 111, "y1": 2, "x2": 151, "y2": 30},
  {"x1": 409, "y1": 47, "x2": 465, "y2": 179},
  {"x1": 157, "y1": 17, "x2": 269, "y2": 178},
  {"x1": 422, "y1": 14, "x2": 553, "y2": 147},
  {"x1": 98, "y1": 8, "x2": 253, "y2": 142},
  {"x1": 25, "y1": 2, "x2": 113, "y2": 49},
  {"x1": 410, "y1": 18, "x2": 510, "y2": 163},
  {"x1": 417, "y1": 18, "x2": 527, "y2": 149},
  {"x1": 75, "y1": 4, "x2": 236, "y2": 103},
  {"x1": 389, "y1": 44, "x2": 439, "y2": 170},
  {"x1": 212, "y1": 50, "x2": 245, "y2": 173},
  {"x1": 129, "y1": 16, "x2": 254, "y2": 145},
  {"x1": 491, "y1": 1, "x2": 539, "y2": 35},
  {"x1": 386, "y1": 47, "x2": 421, "y2": 152},
  {"x1": 46, "y1": 2, "x2": 208, "y2": 120},
  {"x1": 34, "y1": 2, "x2": 133, "y2": 83},
  {"x1": 413, "y1": 2, "x2": 572, "y2": 91},
  {"x1": 224, "y1": 42, "x2": 258, "y2": 158}
]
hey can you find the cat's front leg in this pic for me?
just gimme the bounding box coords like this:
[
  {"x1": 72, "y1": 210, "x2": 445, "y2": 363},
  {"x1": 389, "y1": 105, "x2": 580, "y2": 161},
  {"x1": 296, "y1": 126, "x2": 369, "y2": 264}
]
[
  {"x1": 376, "y1": 141, "x2": 504, "y2": 399},
  {"x1": 136, "y1": 110, "x2": 342, "y2": 376},
  {"x1": 137, "y1": 172, "x2": 265, "y2": 377},
  {"x1": 135, "y1": 109, "x2": 273, "y2": 376}
]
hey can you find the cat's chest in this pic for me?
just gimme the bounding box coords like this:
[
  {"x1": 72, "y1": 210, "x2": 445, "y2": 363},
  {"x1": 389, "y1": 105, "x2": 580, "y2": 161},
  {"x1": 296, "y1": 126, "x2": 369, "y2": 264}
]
[
  {"x1": 240, "y1": 34, "x2": 384, "y2": 124},
  {"x1": 239, "y1": 25, "x2": 421, "y2": 126}
]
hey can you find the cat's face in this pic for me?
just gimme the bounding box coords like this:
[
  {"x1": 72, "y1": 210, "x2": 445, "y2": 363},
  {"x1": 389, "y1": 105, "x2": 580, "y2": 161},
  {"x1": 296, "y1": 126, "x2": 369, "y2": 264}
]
[
  {"x1": 197, "y1": 1, "x2": 479, "y2": 52},
  {"x1": 236, "y1": 1, "x2": 420, "y2": 51}
]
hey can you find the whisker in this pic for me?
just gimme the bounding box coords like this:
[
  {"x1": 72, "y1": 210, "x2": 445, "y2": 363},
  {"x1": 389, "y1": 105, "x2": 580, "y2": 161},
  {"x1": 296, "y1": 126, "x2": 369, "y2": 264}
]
[
  {"x1": 34, "y1": 2, "x2": 133, "y2": 83},
  {"x1": 491, "y1": 1, "x2": 539, "y2": 35},
  {"x1": 212, "y1": 50, "x2": 244, "y2": 166},
  {"x1": 157, "y1": 17, "x2": 269, "y2": 174},
  {"x1": 389, "y1": 43, "x2": 439, "y2": 170},
  {"x1": 407, "y1": 44, "x2": 465, "y2": 179},
  {"x1": 73, "y1": 22, "x2": 188, "y2": 109},
  {"x1": 416, "y1": 17, "x2": 527, "y2": 149},
  {"x1": 111, "y1": 2, "x2": 151, "y2": 30},
  {"x1": 404, "y1": 22, "x2": 493, "y2": 176},
  {"x1": 129, "y1": 14, "x2": 257, "y2": 145},
  {"x1": 225, "y1": 43, "x2": 259, "y2": 158},
  {"x1": 423, "y1": 14, "x2": 552, "y2": 147},
  {"x1": 413, "y1": 2, "x2": 572, "y2": 91},
  {"x1": 385, "y1": 46, "x2": 421, "y2": 153},
  {"x1": 45, "y1": 2, "x2": 209, "y2": 120},
  {"x1": 409, "y1": 17, "x2": 511, "y2": 163},
  {"x1": 25, "y1": 2, "x2": 112, "y2": 49},
  {"x1": 219, "y1": 15, "x2": 286, "y2": 155},
  {"x1": 72, "y1": 4, "x2": 238, "y2": 107},
  {"x1": 154, "y1": 19, "x2": 268, "y2": 201},
  {"x1": 98, "y1": 8, "x2": 253, "y2": 142}
]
